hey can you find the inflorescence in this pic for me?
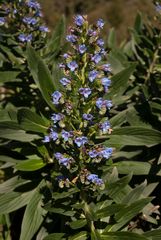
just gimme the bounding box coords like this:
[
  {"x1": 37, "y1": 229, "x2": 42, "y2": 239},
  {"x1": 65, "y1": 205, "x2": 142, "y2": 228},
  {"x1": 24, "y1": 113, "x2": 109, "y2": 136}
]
[
  {"x1": 0, "y1": 0, "x2": 49, "y2": 44},
  {"x1": 43, "y1": 15, "x2": 113, "y2": 191}
]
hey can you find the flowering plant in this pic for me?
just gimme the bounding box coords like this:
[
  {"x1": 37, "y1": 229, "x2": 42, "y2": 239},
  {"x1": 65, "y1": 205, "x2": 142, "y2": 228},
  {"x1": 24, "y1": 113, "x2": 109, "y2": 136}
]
[
  {"x1": 0, "y1": 0, "x2": 49, "y2": 47},
  {"x1": 43, "y1": 15, "x2": 113, "y2": 192}
]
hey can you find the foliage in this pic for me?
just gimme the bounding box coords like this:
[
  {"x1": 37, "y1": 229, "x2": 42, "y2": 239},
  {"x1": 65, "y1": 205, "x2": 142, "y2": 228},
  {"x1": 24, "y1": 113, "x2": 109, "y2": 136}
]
[{"x1": 0, "y1": 1, "x2": 161, "y2": 240}]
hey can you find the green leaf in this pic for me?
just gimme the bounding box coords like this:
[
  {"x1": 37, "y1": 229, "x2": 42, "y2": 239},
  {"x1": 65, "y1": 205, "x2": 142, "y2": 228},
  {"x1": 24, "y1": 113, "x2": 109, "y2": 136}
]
[
  {"x1": 0, "y1": 191, "x2": 33, "y2": 214},
  {"x1": 108, "y1": 64, "x2": 136, "y2": 97},
  {"x1": 43, "y1": 233, "x2": 65, "y2": 240},
  {"x1": 112, "y1": 161, "x2": 151, "y2": 175},
  {"x1": 122, "y1": 181, "x2": 147, "y2": 204},
  {"x1": 15, "y1": 159, "x2": 46, "y2": 171},
  {"x1": 143, "y1": 229, "x2": 161, "y2": 240},
  {"x1": 102, "y1": 127, "x2": 161, "y2": 147},
  {"x1": 27, "y1": 46, "x2": 56, "y2": 110},
  {"x1": 0, "y1": 176, "x2": 30, "y2": 193},
  {"x1": 96, "y1": 204, "x2": 125, "y2": 219},
  {"x1": 101, "y1": 232, "x2": 148, "y2": 240},
  {"x1": 134, "y1": 12, "x2": 143, "y2": 32},
  {"x1": 110, "y1": 198, "x2": 152, "y2": 231},
  {"x1": 0, "y1": 71, "x2": 20, "y2": 84},
  {"x1": 18, "y1": 108, "x2": 49, "y2": 134},
  {"x1": 20, "y1": 180, "x2": 47, "y2": 240},
  {"x1": 68, "y1": 231, "x2": 88, "y2": 240},
  {"x1": 107, "y1": 28, "x2": 116, "y2": 49},
  {"x1": 47, "y1": 16, "x2": 65, "y2": 54},
  {"x1": 0, "y1": 128, "x2": 40, "y2": 142},
  {"x1": 69, "y1": 219, "x2": 87, "y2": 229}
]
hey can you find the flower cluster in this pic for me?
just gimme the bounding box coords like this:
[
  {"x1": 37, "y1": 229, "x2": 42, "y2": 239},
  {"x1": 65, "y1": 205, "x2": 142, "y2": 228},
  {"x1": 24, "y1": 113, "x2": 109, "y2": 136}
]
[
  {"x1": 0, "y1": 0, "x2": 49, "y2": 45},
  {"x1": 43, "y1": 15, "x2": 113, "y2": 191}
]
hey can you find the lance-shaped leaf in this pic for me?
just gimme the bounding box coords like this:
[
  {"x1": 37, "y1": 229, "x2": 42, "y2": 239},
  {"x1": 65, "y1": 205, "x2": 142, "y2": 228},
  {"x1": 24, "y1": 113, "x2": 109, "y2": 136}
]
[
  {"x1": 15, "y1": 158, "x2": 46, "y2": 171},
  {"x1": 101, "y1": 232, "x2": 149, "y2": 240},
  {"x1": 26, "y1": 46, "x2": 57, "y2": 110},
  {"x1": 20, "y1": 180, "x2": 47, "y2": 240},
  {"x1": 18, "y1": 108, "x2": 49, "y2": 134}
]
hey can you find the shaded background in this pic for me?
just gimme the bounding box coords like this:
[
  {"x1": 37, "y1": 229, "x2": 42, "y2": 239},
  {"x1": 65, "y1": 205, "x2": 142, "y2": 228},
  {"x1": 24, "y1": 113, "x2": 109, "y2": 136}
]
[{"x1": 38, "y1": 0, "x2": 156, "y2": 43}]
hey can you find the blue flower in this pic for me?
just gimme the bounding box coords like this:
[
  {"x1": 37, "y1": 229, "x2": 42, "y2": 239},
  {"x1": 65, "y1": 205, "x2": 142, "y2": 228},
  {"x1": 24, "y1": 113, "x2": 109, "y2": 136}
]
[
  {"x1": 79, "y1": 44, "x2": 87, "y2": 54},
  {"x1": 23, "y1": 17, "x2": 37, "y2": 25},
  {"x1": 52, "y1": 91, "x2": 62, "y2": 105},
  {"x1": 0, "y1": 17, "x2": 5, "y2": 26},
  {"x1": 54, "y1": 152, "x2": 62, "y2": 160},
  {"x1": 88, "y1": 70, "x2": 98, "y2": 82},
  {"x1": 79, "y1": 88, "x2": 91, "y2": 98},
  {"x1": 66, "y1": 35, "x2": 77, "y2": 43},
  {"x1": 51, "y1": 113, "x2": 64, "y2": 123},
  {"x1": 74, "y1": 136, "x2": 88, "y2": 147},
  {"x1": 88, "y1": 29, "x2": 97, "y2": 36},
  {"x1": 59, "y1": 157, "x2": 70, "y2": 167},
  {"x1": 89, "y1": 150, "x2": 98, "y2": 158},
  {"x1": 61, "y1": 130, "x2": 73, "y2": 142},
  {"x1": 99, "y1": 121, "x2": 111, "y2": 133},
  {"x1": 39, "y1": 25, "x2": 49, "y2": 32},
  {"x1": 74, "y1": 15, "x2": 84, "y2": 26},
  {"x1": 92, "y1": 54, "x2": 102, "y2": 64},
  {"x1": 42, "y1": 135, "x2": 50, "y2": 143},
  {"x1": 102, "y1": 64, "x2": 111, "y2": 72},
  {"x1": 87, "y1": 174, "x2": 103, "y2": 186},
  {"x1": 83, "y1": 113, "x2": 93, "y2": 121},
  {"x1": 26, "y1": 0, "x2": 41, "y2": 10},
  {"x1": 97, "y1": 39, "x2": 104, "y2": 47},
  {"x1": 18, "y1": 33, "x2": 32, "y2": 42},
  {"x1": 50, "y1": 130, "x2": 58, "y2": 141},
  {"x1": 63, "y1": 53, "x2": 69, "y2": 59},
  {"x1": 100, "y1": 147, "x2": 113, "y2": 159},
  {"x1": 156, "y1": 3, "x2": 161, "y2": 12},
  {"x1": 96, "y1": 19, "x2": 104, "y2": 28},
  {"x1": 96, "y1": 98, "x2": 112, "y2": 110},
  {"x1": 60, "y1": 77, "x2": 71, "y2": 86},
  {"x1": 101, "y1": 77, "x2": 111, "y2": 92},
  {"x1": 67, "y1": 61, "x2": 78, "y2": 71},
  {"x1": 54, "y1": 152, "x2": 71, "y2": 167}
]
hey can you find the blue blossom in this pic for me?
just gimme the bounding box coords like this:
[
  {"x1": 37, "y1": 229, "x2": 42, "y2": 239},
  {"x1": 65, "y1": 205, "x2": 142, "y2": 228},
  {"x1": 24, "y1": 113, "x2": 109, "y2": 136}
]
[
  {"x1": 79, "y1": 88, "x2": 91, "y2": 98},
  {"x1": 63, "y1": 53, "x2": 69, "y2": 59},
  {"x1": 60, "y1": 77, "x2": 71, "y2": 86},
  {"x1": 75, "y1": 15, "x2": 84, "y2": 26},
  {"x1": 89, "y1": 150, "x2": 98, "y2": 158},
  {"x1": 156, "y1": 3, "x2": 161, "y2": 12},
  {"x1": 54, "y1": 152, "x2": 71, "y2": 167},
  {"x1": 92, "y1": 54, "x2": 102, "y2": 64},
  {"x1": 67, "y1": 61, "x2": 78, "y2": 71},
  {"x1": 66, "y1": 35, "x2": 77, "y2": 43},
  {"x1": 83, "y1": 113, "x2": 93, "y2": 121},
  {"x1": 18, "y1": 33, "x2": 32, "y2": 42},
  {"x1": 42, "y1": 135, "x2": 50, "y2": 143},
  {"x1": 23, "y1": 17, "x2": 37, "y2": 25},
  {"x1": 88, "y1": 29, "x2": 97, "y2": 36},
  {"x1": 101, "y1": 77, "x2": 111, "y2": 92},
  {"x1": 100, "y1": 147, "x2": 113, "y2": 159},
  {"x1": 96, "y1": 19, "x2": 104, "y2": 28},
  {"x1": 96, "y1": 98, "x2": 112, "y2": 110},
  {"x1": 59, "y1": 63, "x2": 65, "y2": 69},
  {"x1": 26, "y1": 0, "x2": 41, "y2": 10},
  {"x1": 52, "y1": 91, "x2": 62, "y2": 105},
  {"x1": 54, "y1": 152, "x2": 62, "y2": 160},
  {"x1": 97, "y1": 39, "x2": 104, "y2": 47},
  {"x1": 88, "y1": 70, "x2": 98, "y2": 82},
  {"x1": 39, "y1": 25, "x2": 49, "y2": 32},
  {"x1": 50, "y1": 130, "x2": 58, "y2": 141},
  {"x1": 59, "y1": 157, "x2": 71, "y2": 167},
  {"x1": 102, "y1": 64, "x2": 111, "y2": 72},
  {"x1": 79, "y1": 44, "x2": 87, "y2": 54},
  {"x1": 99, "y1": 121, "x2": 111, "y2": 133},
  {"x1": 74, "y1": 136, "x2": 88, "y2": 147},
  {"x1": 87, "y1": 174, "x2": 103, "y2": 186},
  {"x1": 51, "y1": 113, "x2": 64, "y2": 123},
  {"x1": 0, "y1": 17, "x2": 5, "y2": 26},
  {"x1": 61, "y1": 130, "x2": 73, "y2": 142}
]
